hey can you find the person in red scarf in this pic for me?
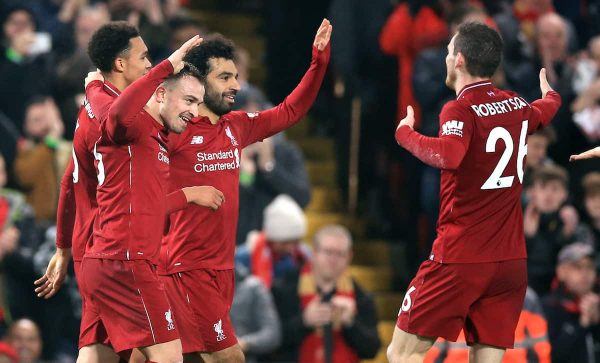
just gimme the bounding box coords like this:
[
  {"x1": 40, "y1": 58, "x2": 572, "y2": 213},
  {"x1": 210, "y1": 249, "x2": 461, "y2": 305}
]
[
  {"x1": 236, "y1": 194, "x2": 311, "y2": 289},
  {"x1": 267, "y1": 225, "x2": 380, "y2": 363},
  {"x1": 542, "y1": 242, "x2": 600, "y2": 362}
]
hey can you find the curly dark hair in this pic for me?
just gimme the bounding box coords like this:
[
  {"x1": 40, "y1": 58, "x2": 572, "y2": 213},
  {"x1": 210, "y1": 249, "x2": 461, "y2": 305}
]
[
  {"x1": 87, "y1": 21, "x2": 140, "y2": 72},
  {"x1": 183, "y1": 34, "x2": 236, "y2": 77}
]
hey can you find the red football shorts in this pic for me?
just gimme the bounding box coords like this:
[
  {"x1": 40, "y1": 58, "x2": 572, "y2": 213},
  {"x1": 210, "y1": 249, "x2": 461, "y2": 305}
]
[
  {"x1": 79, "y1": 258, "x2": 180, "y2": 353},
  {"x1": 396, "y1": 259, "x2": 527, "y2": 348},
  {"x1": 161, "y1": 269, "x2": 237, "y2": 353},
  {"x1": 74, "y1": 261, "x2": 111, "y2": 349}
]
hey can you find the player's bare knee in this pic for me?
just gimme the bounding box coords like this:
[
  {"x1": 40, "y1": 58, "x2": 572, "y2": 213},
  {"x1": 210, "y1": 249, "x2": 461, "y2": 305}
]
[{"x1": 213, "y1": 346, "x2": 244, "y2": 363}]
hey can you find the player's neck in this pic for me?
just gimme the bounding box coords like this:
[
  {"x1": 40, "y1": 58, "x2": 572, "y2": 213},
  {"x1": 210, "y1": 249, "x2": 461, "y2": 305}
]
[
  {"x1": 104, "y1": 73, "x2": 127, "y2": 93},
  {"x1": 454, "y1": 74, "x2": 490, "y2": 96},
  {"x1": 199, "y1": 103, "x2": 220, "y2": 124},
  {"x1": 145, "y1": 100, "x2": 163, "y2": 126}
]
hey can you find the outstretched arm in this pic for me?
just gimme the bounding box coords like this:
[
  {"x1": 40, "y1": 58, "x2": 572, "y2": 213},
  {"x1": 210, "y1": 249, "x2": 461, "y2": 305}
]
[
  {"x1": 395, "y1": 105, "x2": 468, "y2": 170},
  {"x1": 241, "y1": 19, "x2": 332, "y2": 146},
  {"x1": 528, "y1": 68, "x2": 562, "y2": 132},
  {"x1": 34, "y1": 158, "x2": 75, "y2": 299}
]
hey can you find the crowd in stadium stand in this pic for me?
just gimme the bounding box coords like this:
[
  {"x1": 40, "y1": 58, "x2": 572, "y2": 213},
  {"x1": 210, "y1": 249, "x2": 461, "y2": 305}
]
[{"x1": 0, "y1": 0, "x2": 600, "y2": 362}]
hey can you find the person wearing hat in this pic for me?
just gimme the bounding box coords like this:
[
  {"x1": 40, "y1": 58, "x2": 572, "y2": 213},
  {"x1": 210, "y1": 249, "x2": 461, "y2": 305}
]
[
  {"x1": 542, "y1": 242, "x2": 600, "y2": 363},
  {"x1": 236, "y1": 194, "x2": 311, "y2": 289}
]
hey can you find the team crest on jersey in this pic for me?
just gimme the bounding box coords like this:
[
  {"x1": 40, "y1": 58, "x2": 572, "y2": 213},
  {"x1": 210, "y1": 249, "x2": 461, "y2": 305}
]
[
  {"x1": 441, "y1": 120, "x2": 464, "y2": 137},
  {"x1": 190, "y1": 135, "x2": 204, "y2": 144},
  {"x1": 214, "y1": 319, "x2": 226, "y2": 341},
  {"x1": 225, "y1": 126, "x2": 238, "y2": 146},
  {"x1": 247, "y1": 112, "x2": 259, "y2": 118},
  {"x1": 165, "y1": 309, "x2": 175, "y2": 331}
]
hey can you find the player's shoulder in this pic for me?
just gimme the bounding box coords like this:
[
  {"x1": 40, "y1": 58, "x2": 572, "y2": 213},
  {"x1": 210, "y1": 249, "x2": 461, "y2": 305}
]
[
  {"x1": 223, "y1": 110, "x2": 261, "y2": 123},
  {"x1": 441, "y1": 99, "x2": 475, "y2": 118}
]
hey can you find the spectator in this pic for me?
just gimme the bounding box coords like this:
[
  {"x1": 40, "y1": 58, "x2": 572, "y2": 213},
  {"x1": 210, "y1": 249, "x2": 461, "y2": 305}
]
[
  {"x1": 0, "y1": 342, "x2": 17, "y2": 363},
  {"x1": 542, "y1": 242, "x2": 600, "y2": 363},
  {"x1": 106, "y1": 0, "x2": 170, "y2": 61},
  {"x1": 237, "y1": 194, "x2": 311, "y2": 288},
  {"x1": 525, "y1": 164, "x2": 592, "y2": 295},
  {"x1": 235, "y1": 81, "x2": 311, "y2": 245},
  {"x1": 0, "y1": 153, "x2": 22, "y2": 264},
  {"x1": 231, "y1": 263, "x2": 281, "y2": 363},
  {"x1": 571, "y1": 36, "x2": 600, "y2": 143},
  {"x1": 523, "y1": 127, "x2": 556, "y2": 191},
  {"x1": 13, "y1": 96, "x2": 70, "y2": 223},
  {"x1": 0, "y1": 5, "x2": 54, "y2": 129},
  {"x1": 581, "y1": 172, "x2": 600, "y2": 263},
  {"x1": 269, "y1": 225, "x2": 380, "y2": 363},
  {"x1": 425, "y1": 287, "x2": 551, "y2": 363},
  {"x1": 5, "y1": 319, "x2": 41, "y2": 363},
  {"x1": 54, "y1": 5, "x2": 110, "y2": 138}
]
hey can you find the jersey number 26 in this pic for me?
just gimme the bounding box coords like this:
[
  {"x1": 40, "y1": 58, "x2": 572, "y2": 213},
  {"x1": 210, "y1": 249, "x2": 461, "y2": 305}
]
[{"x1": 481, "y1": 120, "x2": 528, "y2": 190}]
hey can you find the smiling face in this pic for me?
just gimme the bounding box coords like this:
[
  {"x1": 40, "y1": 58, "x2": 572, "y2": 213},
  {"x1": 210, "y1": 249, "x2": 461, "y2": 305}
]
[
  {"x1": 203, "y1": 57, "x2": 241, "y2": 116},
  {"x1": 158, "y1": 75, "x2": 205, "y2": 134},
  {"x1": 119, "y1": 36, "x2": 152, "y2": 86}
]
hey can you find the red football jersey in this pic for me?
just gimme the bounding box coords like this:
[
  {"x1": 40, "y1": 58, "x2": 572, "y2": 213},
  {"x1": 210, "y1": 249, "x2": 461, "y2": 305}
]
[
  {"x1": 396, "y1": 81, "x2": 561, "y2": 263},
  {"x1": 85, "y1": 60, "x2": 174, "y2": 265},
  {"x1": 160, "y1": 44, "x2": 330, "y2": 274},
  {"x1": 55, "y1": 81, "x2": 120, "y2": 261}
]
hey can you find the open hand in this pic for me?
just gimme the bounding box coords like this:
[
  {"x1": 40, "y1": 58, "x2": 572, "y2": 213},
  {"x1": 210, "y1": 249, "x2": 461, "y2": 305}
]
[
  {"x1": 539, "y1": 68, "x2": 554, "y2": 98},
  {"x1": 168, "y1": 35, "x2": 203, "y2": 73},
  {"x1": 313, "y1": 19, "x2": 333, "y2": 51}
]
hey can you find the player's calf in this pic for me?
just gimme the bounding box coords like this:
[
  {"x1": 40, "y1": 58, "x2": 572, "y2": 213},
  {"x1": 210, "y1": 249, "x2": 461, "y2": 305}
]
[
  {"x1": 387, "y1": 327, "x2": 435, "y2": 363},
  {"x1": 140, "y1": 339, "x2": 184, "y2": 363},
  {"x1": 77, "y1": 344, "x2": 121, "y2": 363},
  {"x1": 199, "y1": 344, "x2": 244, "y2": 363}
]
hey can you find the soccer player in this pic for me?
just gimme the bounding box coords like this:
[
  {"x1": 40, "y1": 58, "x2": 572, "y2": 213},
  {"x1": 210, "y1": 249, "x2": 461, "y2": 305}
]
[
  {"x1": 79, "y1": 35, "x2": 203, "y2": 363},
  {"x1": 386, "y1": 22, "x2": 562, "y2": 363},
  {"x1": 34, "y1": 23, "x2": 219, "y2": 363},
  {"x1": 160, "y1": 19, "x2": 332, "y2": 362},
  {"x1": 34, "y1": 22, "x2": 150, "y2": 363}
]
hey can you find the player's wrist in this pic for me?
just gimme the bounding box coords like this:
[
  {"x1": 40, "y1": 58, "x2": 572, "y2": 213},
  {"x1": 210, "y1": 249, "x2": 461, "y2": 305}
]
[{"x1": 56, "y1": 247, "x2": 72, "y2": 258}]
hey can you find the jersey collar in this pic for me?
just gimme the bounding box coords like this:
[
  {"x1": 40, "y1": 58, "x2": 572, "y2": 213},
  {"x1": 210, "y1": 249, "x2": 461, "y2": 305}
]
[
  {"x1": 456, "y1": 80, "x2": 493, "y2": 99},
  {"x1": 103, "y1": 80, "x2": 121, "y2": 97}
]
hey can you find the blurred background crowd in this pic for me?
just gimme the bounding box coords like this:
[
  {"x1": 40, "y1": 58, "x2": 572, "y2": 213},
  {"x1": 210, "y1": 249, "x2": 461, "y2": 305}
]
[{"x1": 1, "y1": 0, "x2": 600, "y2": 362}]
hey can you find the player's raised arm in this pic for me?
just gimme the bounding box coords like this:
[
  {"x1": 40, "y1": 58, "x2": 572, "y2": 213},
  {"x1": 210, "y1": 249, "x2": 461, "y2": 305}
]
[
  {"x1": 242, "y1": 19, "x2": 332, "y2": 145},
  {"x1": 528, "y1": 68, "x2": 562, "y2": 132},
  {"x1": 105, "y1": 36, "x2": 202, "y2": 143}
]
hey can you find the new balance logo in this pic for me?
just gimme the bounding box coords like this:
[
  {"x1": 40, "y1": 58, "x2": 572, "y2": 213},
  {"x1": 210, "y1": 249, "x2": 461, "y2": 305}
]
[
  {"x1": 165, "y1": 309, "x2": 175, "y2": 331},
  {"x1": 441, "y1": 120, "x2": 464, "y2": 137},
  {"x1": 191, "y1": 136, "x2": 204, "y2": 145},
  {"x1": 214, "y1": 319, "x2": 226, "y2": 341}
]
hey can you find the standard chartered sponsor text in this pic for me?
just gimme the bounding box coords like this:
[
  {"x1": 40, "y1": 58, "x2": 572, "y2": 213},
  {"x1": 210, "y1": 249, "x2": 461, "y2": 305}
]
[{"x1": 194, "y1": 148, "x2": 240, "y2": 173}]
